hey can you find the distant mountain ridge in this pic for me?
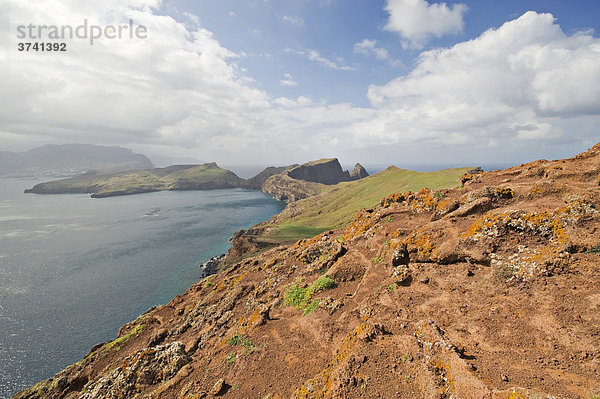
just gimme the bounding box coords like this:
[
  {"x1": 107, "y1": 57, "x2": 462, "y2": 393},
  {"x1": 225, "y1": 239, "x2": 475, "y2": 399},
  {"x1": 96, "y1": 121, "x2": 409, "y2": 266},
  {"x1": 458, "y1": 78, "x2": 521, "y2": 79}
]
[{"x1": 0, "y1": 144, "x2": 154, "y2": 177}]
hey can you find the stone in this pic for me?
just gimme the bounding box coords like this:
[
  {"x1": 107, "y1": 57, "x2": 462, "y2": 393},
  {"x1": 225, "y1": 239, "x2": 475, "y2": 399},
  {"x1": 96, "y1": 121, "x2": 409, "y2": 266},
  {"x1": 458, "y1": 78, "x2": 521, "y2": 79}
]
[
  {"x1": 212, "y1": 378, "x2": 226, "y2": 396},
  {"x1": 391, "y1": 244, "x2": 409, "y2": 266}
]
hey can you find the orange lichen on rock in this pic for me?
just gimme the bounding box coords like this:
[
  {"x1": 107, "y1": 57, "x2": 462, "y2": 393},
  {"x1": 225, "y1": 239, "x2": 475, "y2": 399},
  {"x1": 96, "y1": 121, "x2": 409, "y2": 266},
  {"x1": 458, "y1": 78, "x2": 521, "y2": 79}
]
[
  {"x1": 461, "y1": 173, "x2": 479, "y2": 185},
  {"x1": 392, "y1": 227, "x2": 435, "y2": 260},
  {"x1": 343, "y1": 210, "x2": 377, "y2": 240},
  {"x1": 462, "y1": 194, "x2": 596, "y2": 280},
  {"x1": 379, "y1": 192, "x2": 407, "y2": 208}
]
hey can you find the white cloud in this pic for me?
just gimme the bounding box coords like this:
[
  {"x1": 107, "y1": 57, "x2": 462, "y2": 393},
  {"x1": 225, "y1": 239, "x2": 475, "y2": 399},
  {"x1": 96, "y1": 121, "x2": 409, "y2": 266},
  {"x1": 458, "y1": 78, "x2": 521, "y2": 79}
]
[
  {"x1": 2, "y1": 3, "x2": 599, "y2": 166},
  {"x1": 284, "y1": 47, "x2": 356, "y2": 71},
  {"x1": 384, "y1": 0, "x2": 468, "y2": 49},
  {"x1": 353, "y1": 39, "x2": 390, "y2": 60},
  {"x1": 279, "y1": 73, "x2": 298, "y2": 87},
  {"x1": 334, "y1": 11, "x2": 600, "y2": 158},
  {"x1": 282, "y1": 15, "x2": 303, "y2": 26},
  {"x1": 0, "y1": 0, "x2": 371, "y2": 163}
]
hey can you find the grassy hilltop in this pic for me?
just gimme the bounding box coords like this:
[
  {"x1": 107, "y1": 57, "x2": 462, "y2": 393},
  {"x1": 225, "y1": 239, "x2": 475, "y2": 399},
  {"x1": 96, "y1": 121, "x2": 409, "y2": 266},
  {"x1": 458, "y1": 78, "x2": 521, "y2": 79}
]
[{"x1": 248, "y1": 166, "x2": 473, "y2": 243}]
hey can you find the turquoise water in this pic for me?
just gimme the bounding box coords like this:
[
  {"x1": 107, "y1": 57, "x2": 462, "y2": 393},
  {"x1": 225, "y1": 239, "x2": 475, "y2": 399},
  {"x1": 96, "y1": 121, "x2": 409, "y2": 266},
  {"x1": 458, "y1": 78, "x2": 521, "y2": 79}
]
[{"x1": 0, "y1": 178, "x2": 285, "y2": 398}]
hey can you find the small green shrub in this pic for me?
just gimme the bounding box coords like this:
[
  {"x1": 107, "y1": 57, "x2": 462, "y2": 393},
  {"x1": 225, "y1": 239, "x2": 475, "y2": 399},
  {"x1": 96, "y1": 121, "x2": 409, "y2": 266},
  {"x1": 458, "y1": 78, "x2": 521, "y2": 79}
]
[
  {"x1": 284, "y1": 284, "x2": 312, "y2": 310},
  {"x1": 384, "y1": 215, "x2": 393, "y2": 222},
  {"x1": 311, "y1": 276, "x2": 337, "y2": 292},
  {"x1": 226, "y1": 353, "x2": 236, "y2": 365},
  {"x1": 227, "y1": 334, "x2": 254, "y2": 349},
  {"x1": 372, "y1": 256, "x2": 382, "y2": 264},
  {"x1": 434, "y1": 192, "x2": 444, "y2": 199},
  {"x1": 284, "y1": 276, "x2": 337, "y2": 315}
]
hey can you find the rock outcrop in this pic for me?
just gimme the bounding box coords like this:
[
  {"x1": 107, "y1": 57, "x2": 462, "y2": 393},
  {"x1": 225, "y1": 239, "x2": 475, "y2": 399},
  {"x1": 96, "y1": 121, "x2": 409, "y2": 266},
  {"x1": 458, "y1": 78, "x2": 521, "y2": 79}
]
[
  {"x1": 350, "y1": 163, "x2": 369, "y2": 180},
  {"x1": 261, "y1": 158, "x2": 369, "y2": 202},
  {"x1": 286, "y1": 158, "x2": 364, "y2": 185},
  {"x1": 260, "y1": 173, "x2": 325, "y2": 202}
]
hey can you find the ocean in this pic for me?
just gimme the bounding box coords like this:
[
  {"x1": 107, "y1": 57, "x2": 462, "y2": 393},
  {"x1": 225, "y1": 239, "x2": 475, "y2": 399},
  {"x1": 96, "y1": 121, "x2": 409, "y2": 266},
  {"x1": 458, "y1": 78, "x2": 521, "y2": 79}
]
[{"x1": 0, "y1": 178, "x2": 285, "y2": 398}]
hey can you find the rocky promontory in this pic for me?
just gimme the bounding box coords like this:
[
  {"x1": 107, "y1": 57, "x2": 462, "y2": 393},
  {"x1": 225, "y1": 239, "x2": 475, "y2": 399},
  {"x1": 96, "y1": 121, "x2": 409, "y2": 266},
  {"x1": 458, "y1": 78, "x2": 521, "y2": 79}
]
[
  {"x1": 286, "y1": 158, "x2": 367, "y2": 185},
  {"x1": 261, "y1": 158, "x2": 369, "y2": 202}
]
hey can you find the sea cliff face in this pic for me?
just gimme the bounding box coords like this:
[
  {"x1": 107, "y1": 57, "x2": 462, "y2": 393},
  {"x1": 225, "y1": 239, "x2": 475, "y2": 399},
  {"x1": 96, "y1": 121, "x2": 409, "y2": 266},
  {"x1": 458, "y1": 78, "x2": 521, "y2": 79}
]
[
  {"x1": 286, "y1": 158, "x2": 365, "y2": 185},
  {"x1": 261, "y1": 158, "x2": 369, "y2": 202},
  {"x1": 15, "y1": 143, "x2": 600, "y2": 399}
]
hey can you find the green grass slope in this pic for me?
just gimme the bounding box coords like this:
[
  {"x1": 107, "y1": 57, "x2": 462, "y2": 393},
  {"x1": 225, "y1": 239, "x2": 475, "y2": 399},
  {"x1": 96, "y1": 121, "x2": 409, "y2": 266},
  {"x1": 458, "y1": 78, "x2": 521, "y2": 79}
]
[{"x1": 260, "y1": 166, "x2": 473, "y2": 242}]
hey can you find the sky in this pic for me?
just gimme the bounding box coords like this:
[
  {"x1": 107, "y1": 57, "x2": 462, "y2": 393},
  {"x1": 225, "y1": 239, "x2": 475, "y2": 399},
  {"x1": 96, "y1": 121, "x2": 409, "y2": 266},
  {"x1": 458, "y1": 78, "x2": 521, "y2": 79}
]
[{"x1": 1, "y1": 0, "x2": 600, "y2": 168}]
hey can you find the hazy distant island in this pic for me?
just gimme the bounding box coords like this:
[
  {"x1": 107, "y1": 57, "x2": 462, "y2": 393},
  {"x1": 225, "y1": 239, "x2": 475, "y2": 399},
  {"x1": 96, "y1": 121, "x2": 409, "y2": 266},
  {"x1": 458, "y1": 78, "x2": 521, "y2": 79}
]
[
  {"x1": 24, "y1": 157, "x2": 371, "y2": 200},
  {"x1": 0, "y1": 144, "x2": 154, "y2": 178}
]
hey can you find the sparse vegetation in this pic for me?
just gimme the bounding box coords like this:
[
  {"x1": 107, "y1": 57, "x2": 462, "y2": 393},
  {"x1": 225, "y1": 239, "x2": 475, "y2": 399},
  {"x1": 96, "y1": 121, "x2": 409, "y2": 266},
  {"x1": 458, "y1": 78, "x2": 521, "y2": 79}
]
[
  {"x1": 104, "y1": 324, "x2": 144, "y2": 351},
  {"x1": 284, "y1": 276, "x2": 337, "y2": 315},
  {"x1": 303, "y1": 299, "x2": 321, "y2": 316},
  {"x1": 372, "y1": 256, "x2": 382, "y2": 264},
  {"x1": 226, "y1": 353, "x2": 237, "y2": 365},
  {"x1": 227, "y1": 334, "x2": 254, "y2": 349}
]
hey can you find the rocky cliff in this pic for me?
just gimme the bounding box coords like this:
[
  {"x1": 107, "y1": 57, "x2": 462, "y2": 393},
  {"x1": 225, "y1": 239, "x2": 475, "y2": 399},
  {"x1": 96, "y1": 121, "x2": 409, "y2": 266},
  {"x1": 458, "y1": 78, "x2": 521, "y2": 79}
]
[
  {"x1": 286, "y1": 158, "x2": 366, "y2": 185},
  {"x1": 261, "y1": 158, "x2": 369, "y2": 202},
  {"x1": 350, "y1": 163, "x2": 369, "y2": 180},
  {"x1": 260, "y1": 173, "x2": 327, "y2": 202},
  {"x1": 15, "y1": 143, "x2": 600, "y2": 399},
  {"x1": 245, "y1": 165, "x2": 298, "y2": 190}
]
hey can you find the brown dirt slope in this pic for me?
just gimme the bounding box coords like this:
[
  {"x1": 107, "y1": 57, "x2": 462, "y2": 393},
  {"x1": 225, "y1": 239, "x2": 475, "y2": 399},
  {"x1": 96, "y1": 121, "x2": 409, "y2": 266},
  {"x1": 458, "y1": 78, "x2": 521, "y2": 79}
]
[{"x1": 15, "y1": 144, "x2": 600, "y2": 399}]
